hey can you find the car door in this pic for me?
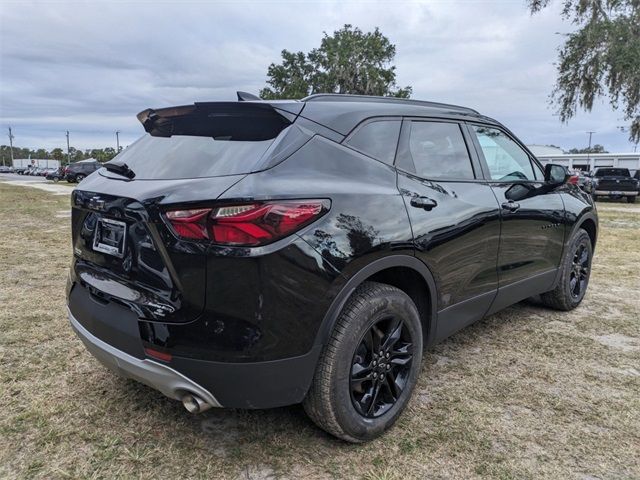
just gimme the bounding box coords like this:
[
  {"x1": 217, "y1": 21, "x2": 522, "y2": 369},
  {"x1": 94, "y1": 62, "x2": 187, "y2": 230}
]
[
  {"x1": 395, "y1": 118, "x2": 501, "y2": 341},
  {"x1": 467, "y1": 123, "x2": 565, "y2": 314}
]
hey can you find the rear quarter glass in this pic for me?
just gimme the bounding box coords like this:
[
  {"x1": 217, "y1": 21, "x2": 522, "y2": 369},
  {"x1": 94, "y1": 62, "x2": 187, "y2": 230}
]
[{"x1": 108, "y1": 134, "x2": 275, "y2": 180}]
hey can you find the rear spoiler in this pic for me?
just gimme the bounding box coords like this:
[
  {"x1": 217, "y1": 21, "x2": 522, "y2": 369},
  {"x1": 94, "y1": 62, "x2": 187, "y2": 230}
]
[{"x1": 136, "y1": 101, "x2": 304, "y2": 141}]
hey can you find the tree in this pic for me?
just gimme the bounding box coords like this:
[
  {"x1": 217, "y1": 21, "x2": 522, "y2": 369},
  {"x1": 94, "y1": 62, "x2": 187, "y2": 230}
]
[
  {"x1": 260, "y1": 24, "x2": 412, "y2": 99},
  {"x1": 568, "y1": 144, "x2": 608, "y2": 154},
  {"x1": 51, "y1": 148, "x2": 64, "y2": 161},
  {"x1": 529, "y1": 1, "x2": 640, "y2": 143}
]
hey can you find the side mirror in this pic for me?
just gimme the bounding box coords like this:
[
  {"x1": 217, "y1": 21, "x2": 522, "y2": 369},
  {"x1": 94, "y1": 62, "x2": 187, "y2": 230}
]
[
  {"x1": 544, "y1": 163, "x2": 568, "y2": 185},
  {"x1": 505, "y1": 183, "x2": 536, "y2": 201}
]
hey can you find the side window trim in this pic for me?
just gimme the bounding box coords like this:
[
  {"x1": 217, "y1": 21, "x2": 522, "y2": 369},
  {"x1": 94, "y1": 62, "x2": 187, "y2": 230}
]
[
  {"x1": 468, "y1": 122, "x2": 541, "y2": 183},
  {"x1": 395, "y1": 117, "x2": 481, "y2": 182},
  {"x1": 343, "y1": 116, "x2": 403, "y2": 165}
]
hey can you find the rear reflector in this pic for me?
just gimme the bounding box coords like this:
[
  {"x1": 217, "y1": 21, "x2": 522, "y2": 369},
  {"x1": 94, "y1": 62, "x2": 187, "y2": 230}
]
[
  {"x1": 165, "y1": 200, "x2": 330, "y2": 246},
  {"x1": 144, "y1": 348, "x2": 172, "y2": 362}
]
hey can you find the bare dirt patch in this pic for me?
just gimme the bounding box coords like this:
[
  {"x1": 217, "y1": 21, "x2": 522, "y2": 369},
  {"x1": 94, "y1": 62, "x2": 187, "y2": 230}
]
[
  {"x1": 0, "y1": 178, "x2": 74, "y2": 196},
  {"x1": 1, "y1": 183, "x2": 639, "y2": 479}
]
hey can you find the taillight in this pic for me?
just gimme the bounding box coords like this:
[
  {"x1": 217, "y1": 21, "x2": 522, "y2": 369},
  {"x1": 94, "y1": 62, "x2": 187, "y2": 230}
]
[
  {"x1": 568, "y1": 175, "x2": 579, "y2": 185},
  {"x1": 165, "y1": 208, "x2": 210, "y2": 240},
  {"x1": 165, "y1": 200, "x2": 330, "y2": 246}
]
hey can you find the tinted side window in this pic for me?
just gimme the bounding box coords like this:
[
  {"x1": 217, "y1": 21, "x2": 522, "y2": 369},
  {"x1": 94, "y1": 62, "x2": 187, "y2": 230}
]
[
  {"x1": 473, "y1": 126, "x2": 535, "y2": 181},
  {"x1": 346, "y1": 120, "x2": 401, "y2": 164},
  {"x1": 404, "y1": 121, "x2": 474, "y2": 180}
]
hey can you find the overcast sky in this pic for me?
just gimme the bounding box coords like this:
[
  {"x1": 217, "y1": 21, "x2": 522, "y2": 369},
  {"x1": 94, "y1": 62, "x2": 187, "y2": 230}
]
[{"x1": 0, "y1": 0, "x2": 637, "y2": 153}]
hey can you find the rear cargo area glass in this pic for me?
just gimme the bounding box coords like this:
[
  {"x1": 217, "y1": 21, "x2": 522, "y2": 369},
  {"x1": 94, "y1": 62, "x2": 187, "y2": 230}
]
[{"x1": 111, "y1": 134, "x2": 274, "y2": 180}]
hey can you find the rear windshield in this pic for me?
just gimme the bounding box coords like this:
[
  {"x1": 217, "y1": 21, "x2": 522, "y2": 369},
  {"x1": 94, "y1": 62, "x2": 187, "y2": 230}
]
[
  {"x1": 595, "y1": 168, "x2": 630, "y2": 177},
  {"x1": 107, "y1": 134, "x2": 274, "y2": 180}
]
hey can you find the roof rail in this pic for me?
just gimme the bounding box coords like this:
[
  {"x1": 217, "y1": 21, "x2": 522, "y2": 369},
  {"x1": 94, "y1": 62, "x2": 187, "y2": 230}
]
[{"x1": 301, "y1": 93, "x2": 479, "y2": 114}]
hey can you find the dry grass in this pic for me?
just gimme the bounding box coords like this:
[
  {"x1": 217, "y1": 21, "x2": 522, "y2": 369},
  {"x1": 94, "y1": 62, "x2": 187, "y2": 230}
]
[{"x1": 0, "y1": 183, "x2": 638, "y2": 479}]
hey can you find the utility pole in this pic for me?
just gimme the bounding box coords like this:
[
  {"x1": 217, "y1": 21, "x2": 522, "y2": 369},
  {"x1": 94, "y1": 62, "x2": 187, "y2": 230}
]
[
  {"x1": 586, "y1": 131, "x2": 595, "y2": 171},
  {"x1": 115, "y1": 131, "x2": 120, "y2": 153},
  {"x1": 7, "y1": 127, "x2": 15, "y2": 167},
  {"x1": 65, "y1": 130, "x2": 70, "y2": 166}
]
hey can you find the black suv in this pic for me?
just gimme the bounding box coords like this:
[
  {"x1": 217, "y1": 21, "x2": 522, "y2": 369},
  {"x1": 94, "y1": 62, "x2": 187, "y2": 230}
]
[
  {"x1": 67, "y1": 94, "x2": 598, "y2": 442},
  {"x1": 591, "y1": 167, "x2": 638, "y2": 203},
  {"x1": 65, "y1": 159, "x2": 101, "y2": 183}
]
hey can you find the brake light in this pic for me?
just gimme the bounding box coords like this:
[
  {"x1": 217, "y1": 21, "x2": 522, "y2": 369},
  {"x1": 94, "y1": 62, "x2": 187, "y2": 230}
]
[
  {"x1": 165, "y1": 200, "x2": 330, "y2": 246},
  {"x1": 165, "y1": 209, "x2": 210, "y2": 240}
]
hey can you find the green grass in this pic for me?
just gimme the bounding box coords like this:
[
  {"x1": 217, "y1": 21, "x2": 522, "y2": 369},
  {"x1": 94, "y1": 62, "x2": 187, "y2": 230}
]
[{"x1": 0, "y1": 183, "x2": 638, "y2": 479}]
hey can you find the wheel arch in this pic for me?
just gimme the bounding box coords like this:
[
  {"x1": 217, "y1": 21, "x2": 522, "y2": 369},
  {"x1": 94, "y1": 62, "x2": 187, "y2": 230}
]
[
  {"x1": 550, "y1": 210, "x2": 598, "y2": 290},
  {"x1": 315, "y1": 255, "x2": 438, "y2": 350},
  {"x1": 578, "y1": 216, "x2": 597, "y2": 249}
]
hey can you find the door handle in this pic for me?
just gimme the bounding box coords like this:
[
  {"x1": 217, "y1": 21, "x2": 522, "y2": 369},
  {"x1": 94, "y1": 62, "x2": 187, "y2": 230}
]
[
  {"x1": 501, "y1": 201, "x2": 521, "y2": 212},
  {"x1": 410, "y1": 196, "x2": 438, "y2": 211}
]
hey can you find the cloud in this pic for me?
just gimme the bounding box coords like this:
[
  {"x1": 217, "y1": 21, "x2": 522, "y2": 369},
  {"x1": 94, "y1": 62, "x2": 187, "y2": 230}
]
[{"x1": 0, "y1": 0, "x2": 636, "y2": 152}]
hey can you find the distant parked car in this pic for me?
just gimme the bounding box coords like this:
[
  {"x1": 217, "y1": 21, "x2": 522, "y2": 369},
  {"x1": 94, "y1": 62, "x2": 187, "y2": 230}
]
[
  {"x1": 574, "y1": 170, "x2": 593, "y2": 193},
  {"x1": 14, "y1": 166, "x2": 27, "y2": 175},
  {"x1": 591, "y1": 167, "x2": 638, "y2": 203},
  {"x1": 46, "y1": 167, "x2": 65, "y2": 182},
  {"x1": 65, "y1": 160, "x2": 101, "y2": 183},
  {"x1": 0, "y1": 165, "x2": 13, "y2": 173}
]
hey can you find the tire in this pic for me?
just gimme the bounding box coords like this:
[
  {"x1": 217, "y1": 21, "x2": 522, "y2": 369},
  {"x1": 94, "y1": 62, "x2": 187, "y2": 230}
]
[
  {"x1": 303, "y1": 281, "x2": 423, "y2": 443},
  {"x1": 540, "y1": 229, "x2": 592, "y2": 311},
  {"x1": 75, "y1": 174, "x2": 86, "y2": 182},
  {"x1": 627, "y1": 196, "x2": 636, "y2": 203},
  {"x1": 53, "y1": 177, "x2": 59, "y2": 183}
]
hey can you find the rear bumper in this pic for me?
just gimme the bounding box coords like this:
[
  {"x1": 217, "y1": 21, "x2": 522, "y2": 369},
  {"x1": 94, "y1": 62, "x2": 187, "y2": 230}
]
[
  {"x1": 68, "y1": 286, "x2": 322, "y2": 409},
  {"x1": 594, "y1": 190, "x2": 638, "y2": 196},
  {"x1": 69, "y1": 309, "x2": 221, "y2": 408}
]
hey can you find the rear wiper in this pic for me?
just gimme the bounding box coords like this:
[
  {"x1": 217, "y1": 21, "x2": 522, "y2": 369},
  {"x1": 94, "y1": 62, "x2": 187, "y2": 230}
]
[{"x1": 104, "y1": 162, "x2": 135, "y2": 179}]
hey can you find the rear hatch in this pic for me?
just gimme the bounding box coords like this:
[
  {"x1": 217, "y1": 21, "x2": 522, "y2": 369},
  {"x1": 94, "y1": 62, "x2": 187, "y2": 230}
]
[{"x1": 69, "y1": 100, "x2": 303, "y2": 323}]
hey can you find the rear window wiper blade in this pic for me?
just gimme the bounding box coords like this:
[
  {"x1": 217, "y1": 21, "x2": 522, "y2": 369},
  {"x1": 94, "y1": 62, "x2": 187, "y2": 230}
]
[{"x1": 104, "y1": 162, "x2": 135, "y2": 179}]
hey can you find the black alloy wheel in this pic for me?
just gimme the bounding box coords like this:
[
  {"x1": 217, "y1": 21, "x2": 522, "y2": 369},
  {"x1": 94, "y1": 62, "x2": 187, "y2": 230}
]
[
  {"x1": 569, "y1": 242, "x2": 590, "y2": 300},
  {"x1": 303, "y1": 281, "x2": 423, "y2": 442},
  {"x1": 350, "y1": 316, "x2": 413, "y2": 418},
  {"x1": 541, "y1": 228, "x2": 592, "y2": 311}
]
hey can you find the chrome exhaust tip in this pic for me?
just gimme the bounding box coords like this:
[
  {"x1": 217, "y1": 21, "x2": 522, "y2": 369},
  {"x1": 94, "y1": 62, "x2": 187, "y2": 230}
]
[{"x1": 182, "y1": 393, "x2": 212, "y2": 414}]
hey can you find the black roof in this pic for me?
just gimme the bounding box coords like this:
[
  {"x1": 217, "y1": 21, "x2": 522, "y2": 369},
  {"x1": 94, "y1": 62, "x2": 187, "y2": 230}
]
[
  {"x1": 139, "y1": 93, "x2": 496, "y2": 139},
  {"x1": 303, "y1": 93, "x2": 479, "y2": 114},
  {"x1": 296, "y1": 94, "x2": 492, "y2": 135}
]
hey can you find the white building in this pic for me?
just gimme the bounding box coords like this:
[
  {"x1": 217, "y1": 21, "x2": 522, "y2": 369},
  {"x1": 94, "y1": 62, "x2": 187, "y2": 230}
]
[
  {"x1": 533, "y1": 152, "x2": 640, "y2": 172},
  {"x1": 526, "y1": 145, "x2": 640, "y2": 171}
]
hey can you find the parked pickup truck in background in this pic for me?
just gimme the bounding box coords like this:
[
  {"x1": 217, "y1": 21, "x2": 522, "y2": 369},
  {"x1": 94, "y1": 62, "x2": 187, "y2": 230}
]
[{"x1": 591, "y1": 167, "x2": 639, "y2": 203}]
